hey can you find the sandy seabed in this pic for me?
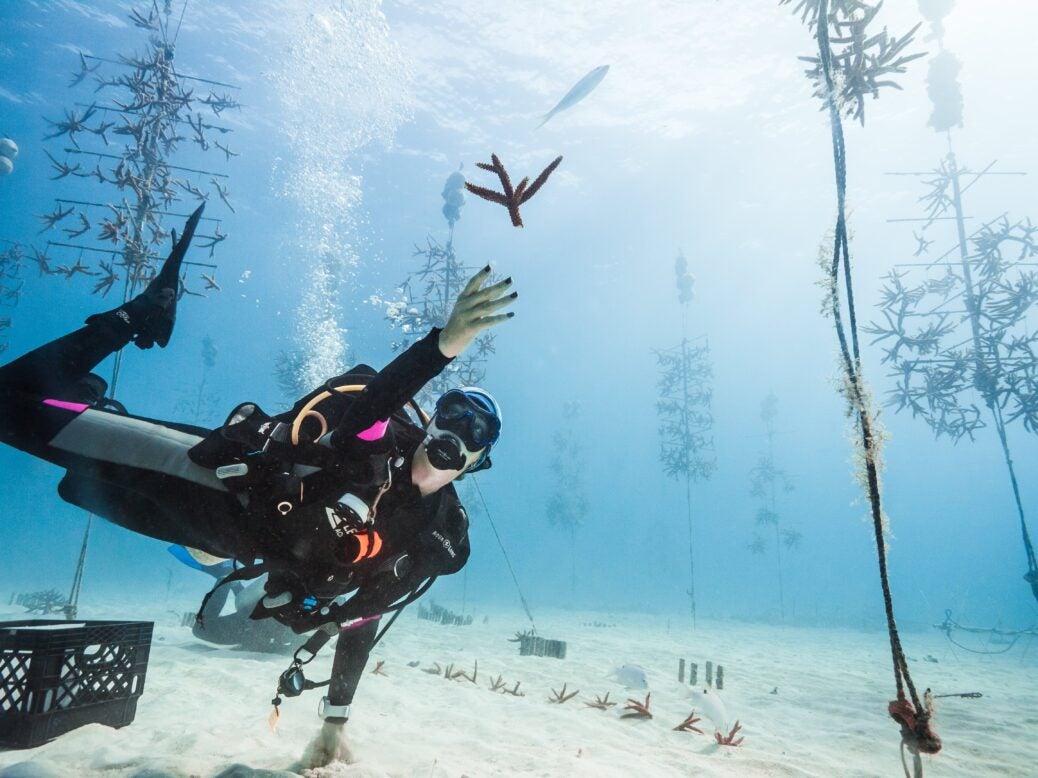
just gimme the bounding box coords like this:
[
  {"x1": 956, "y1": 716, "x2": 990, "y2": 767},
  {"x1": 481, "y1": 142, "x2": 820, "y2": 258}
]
[{"x1": 1, "y1": 600, "x2": 1035, "y2": 778}]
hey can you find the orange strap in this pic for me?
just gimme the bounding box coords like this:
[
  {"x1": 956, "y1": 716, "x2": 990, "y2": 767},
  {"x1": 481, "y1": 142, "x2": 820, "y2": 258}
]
[{"x1": 350, "y1": 530, "x2": 383, "y2": 564}]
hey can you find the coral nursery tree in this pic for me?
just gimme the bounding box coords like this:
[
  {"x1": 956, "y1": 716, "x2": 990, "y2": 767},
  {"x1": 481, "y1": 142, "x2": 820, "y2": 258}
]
[
  {"x1": 747, "y1": 393, "x2": 801, "y2": 620},
  {"x1": 865, "y1": 0, "x2": 1038, "y2": 604},
  {"x1": 33, "y1": 0, "x2": 237, "y2": 396},
  {"x1": 654, "y1": 251, "x2": 715, "y2": 629},
  {"x1": 782, "y1": 0, "x2": 943, "y2": 768},
  {"x1": 544, "y1": 402, "x2": 589, "y2": 599},
  {"x1": 25, "y1": 0, "x2": 238, "y2": 619},
  {"x1": 0, "y1": 243, "x2": 24, "y2": 357}
]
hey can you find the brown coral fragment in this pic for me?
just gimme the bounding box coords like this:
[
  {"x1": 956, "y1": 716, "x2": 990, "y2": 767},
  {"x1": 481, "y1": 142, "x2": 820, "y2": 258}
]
[
  {"x1": 584, "y1": 693, "x2": 616, "y2": 711},
  {"x1": 549, "y1": 683, "x2": 580, "y2": 704},
  {"x1": 370, "y1": 660, "x2": 388, "y2": 676},
  {"x1": 621, "y1": 693, "x2": 653, "y2": 719},
  {"x1": 465, "y1": 153, "x2": 563, "y2": 227},
  {"x1": 450, "y1": 660, "x2": 478, "y2": 684},
  {"x1": 503, "y1": 681, "x2": 525, "y2": 697},
  {"x1": 672, "y1": 710, "x2": 704, "y2": 734},
  {"x1": 714, "y1": 720, "x2": 744, "y2": 747}
]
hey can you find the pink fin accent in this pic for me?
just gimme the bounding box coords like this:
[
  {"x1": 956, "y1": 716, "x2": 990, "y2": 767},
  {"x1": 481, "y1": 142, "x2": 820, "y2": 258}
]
[
  {"x1": 43, "y1": 399, "x2": 90, "y2": 413},
  {"x1": 356, "y1": 418, "x2": 389, "y2": 441}
]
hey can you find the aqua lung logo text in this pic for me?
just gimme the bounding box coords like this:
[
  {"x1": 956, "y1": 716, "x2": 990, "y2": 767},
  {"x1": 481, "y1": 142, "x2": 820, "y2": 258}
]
[{"x1": 431, "y1": 530, "x2": 456, "y2": 559}]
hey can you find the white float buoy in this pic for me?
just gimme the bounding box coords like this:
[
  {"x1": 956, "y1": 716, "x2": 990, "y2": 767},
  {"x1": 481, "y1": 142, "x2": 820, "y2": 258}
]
[{"x1": 0, "y1": 138, "x2": 19, "y2": 160}]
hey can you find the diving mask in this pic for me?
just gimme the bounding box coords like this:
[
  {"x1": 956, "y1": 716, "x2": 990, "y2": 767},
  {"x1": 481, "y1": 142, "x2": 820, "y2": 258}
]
[
  {"x1": 424, "y1": 387, "x2": 502, "y2": 473},
  {"x1": 434, "y1": 388, "x2": 501, "y2": 449}
]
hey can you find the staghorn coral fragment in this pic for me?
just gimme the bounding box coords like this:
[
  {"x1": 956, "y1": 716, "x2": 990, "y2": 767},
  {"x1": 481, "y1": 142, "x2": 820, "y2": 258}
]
[
  {"x1": 621, "y1": 693, "x2": 653, "y2": 719},
  {"x1": 715, "y1": 720, "x2": 745, "y2": 747},
  {"x1": 673, "y1": 710, "x2": 704, "y2": 734},
  {"x1": 549, "y1": 683, "x2": 579, "y2": 704},
  {"x1": 465, "y1": 153, "x2": 563, "y2": 227},
  {"x1": 584, "y1": 693, "x2": 616, "y2": 710}
]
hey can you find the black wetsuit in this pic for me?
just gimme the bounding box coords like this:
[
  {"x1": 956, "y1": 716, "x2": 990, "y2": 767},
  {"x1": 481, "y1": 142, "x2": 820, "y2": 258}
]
[{"x1": 0, "y1": 315, "x2": 471, "y2": 716}]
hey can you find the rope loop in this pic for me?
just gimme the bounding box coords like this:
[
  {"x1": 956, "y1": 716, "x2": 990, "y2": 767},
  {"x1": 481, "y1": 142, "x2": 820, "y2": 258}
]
[{"x1": 888, "y1": 695, "x2": 942, "y2": 756}]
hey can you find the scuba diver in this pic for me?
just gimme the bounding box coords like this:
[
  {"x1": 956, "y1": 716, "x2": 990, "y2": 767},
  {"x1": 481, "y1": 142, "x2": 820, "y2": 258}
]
[{"x1": 0, "y1": 205, "x2": 516, "y2": 761}]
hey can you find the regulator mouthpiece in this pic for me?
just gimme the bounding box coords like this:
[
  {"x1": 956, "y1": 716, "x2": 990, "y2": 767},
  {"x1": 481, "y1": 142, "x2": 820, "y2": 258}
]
[{"x1": 425, "y1": 435, "x2": 467, "y2": 471}]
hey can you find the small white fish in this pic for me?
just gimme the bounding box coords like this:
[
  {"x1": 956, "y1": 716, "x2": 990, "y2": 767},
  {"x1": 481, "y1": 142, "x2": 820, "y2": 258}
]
[
  {"x1": 609, "y1": 664, "x2": 649, "y2": 689},
  {"x1": 689, "y1": 687, "x2": 728, "y2": 733},
  {"x1": 538, "y1": 65, "x2": 609, "y2": 128}
]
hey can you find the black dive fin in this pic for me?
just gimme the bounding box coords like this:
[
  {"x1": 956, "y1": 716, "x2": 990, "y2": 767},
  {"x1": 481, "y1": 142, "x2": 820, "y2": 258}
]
[{"x1": 134, "y1": 203, "x2": 205, "y2": 349}]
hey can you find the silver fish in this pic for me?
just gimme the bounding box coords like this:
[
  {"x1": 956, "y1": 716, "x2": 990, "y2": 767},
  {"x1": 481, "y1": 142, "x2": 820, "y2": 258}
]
[
  {"x1": 538, "y1": 65, "x2": 609, "y2": 128},
  {"x1": 609, "y1": 663, "x2": 649, "y2": 689},
  {"x1": 689, "y1": 687, "x2": 728, "y2": 733}
]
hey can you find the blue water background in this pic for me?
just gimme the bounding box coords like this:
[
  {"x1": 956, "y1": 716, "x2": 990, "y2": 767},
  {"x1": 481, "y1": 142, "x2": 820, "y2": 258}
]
[{"x1": 0, "y1": 0, "x2": 1035, "y2": 637}]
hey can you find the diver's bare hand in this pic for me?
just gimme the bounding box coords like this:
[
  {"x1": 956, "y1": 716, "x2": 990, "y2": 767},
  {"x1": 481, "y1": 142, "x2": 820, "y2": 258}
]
[{"x1": 438, "y1": 265, "x2": 516, "y2": 359}]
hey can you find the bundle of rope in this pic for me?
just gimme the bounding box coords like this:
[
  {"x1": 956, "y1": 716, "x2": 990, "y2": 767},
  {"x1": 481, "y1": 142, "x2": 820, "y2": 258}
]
[{"x1": 810, "y1": 2, "x2": 940, "y2": 773}]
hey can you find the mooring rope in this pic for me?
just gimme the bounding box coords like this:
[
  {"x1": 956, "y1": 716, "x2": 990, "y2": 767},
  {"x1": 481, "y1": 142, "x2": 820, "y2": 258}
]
[
  {"x1": 814, "y1": 1, "x2": 940, "y2": 769},
  {"x1": 471, "y1": 477, "x2": 538, "y2": 634}
]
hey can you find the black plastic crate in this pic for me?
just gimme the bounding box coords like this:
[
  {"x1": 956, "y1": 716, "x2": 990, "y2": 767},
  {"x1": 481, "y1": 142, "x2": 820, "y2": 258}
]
[{"x1": 0, "y1": 619, "x2": 153, "y2": 749}]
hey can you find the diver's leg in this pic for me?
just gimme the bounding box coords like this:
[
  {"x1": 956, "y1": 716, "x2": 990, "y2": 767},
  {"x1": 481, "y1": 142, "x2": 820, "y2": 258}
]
[
  {"x1": 0, "y1": 204, "x2": 204, "y2": 399},
  {"x1": 0, "y1": 318, "x2": 132, "y2": 398}
]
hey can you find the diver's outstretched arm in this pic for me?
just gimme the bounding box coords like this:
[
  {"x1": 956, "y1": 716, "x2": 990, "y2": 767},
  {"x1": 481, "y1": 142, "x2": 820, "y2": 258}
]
[{"x1": 328, "y1": 267, "x2": 516, "y2": 445}]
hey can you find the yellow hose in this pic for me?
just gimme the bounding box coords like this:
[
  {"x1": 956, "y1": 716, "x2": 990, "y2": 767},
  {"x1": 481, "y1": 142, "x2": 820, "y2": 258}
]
[{"x1": 290, "y1": 384, "x2": 429, "y2": 445}]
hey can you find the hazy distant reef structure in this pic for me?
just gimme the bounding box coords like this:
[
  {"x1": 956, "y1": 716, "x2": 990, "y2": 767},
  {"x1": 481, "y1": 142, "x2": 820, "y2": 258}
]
[
  {"x1": 654, "y1": 250, "x2": 714, "y2": 628},
  {"x1": 746, "y1": 393, "x2": 801, "y2": 621},
  {"x1": 545, "y1": 402, "x2": 590, "y2": 598}
]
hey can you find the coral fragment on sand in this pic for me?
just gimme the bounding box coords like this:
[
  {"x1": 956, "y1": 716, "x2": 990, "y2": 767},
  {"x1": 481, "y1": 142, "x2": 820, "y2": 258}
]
[
  {"x1": 673, "y1": 711, "x2": 704, "y2": 734},
  {"x1": 621, "y1": 693, "x2": 653, "y2": 719},
  {"x1": 584, "y1": 693, "x2": 616, "y2": 710},
  {"x1": 715, "y1": 720, "x2": 744, "y2": 747},
  {"x1": 450, "y1": 660, "x2": 478, "y2": 684},
  {"x1": 549, "y1": 683, "x2": 579, "y2": 704}
]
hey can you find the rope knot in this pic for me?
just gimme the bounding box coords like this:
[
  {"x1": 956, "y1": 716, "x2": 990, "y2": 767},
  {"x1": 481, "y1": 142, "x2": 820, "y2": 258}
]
[{"x1": 888, "y1": 696, "x2": 942, "y2": 756}]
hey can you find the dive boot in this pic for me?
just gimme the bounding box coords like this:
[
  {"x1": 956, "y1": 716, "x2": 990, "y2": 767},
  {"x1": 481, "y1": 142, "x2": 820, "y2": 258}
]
[{"x1": 87, "y1": 204, "x2": 205, "y2": 349}]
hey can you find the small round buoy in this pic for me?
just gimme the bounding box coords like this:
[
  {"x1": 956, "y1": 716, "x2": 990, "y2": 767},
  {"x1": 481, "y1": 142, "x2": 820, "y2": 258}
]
[
  {"x1": 0, "y1": 138, "x2": 18, "y2": 160},
  {"x1": 0, "y1": 156, "x2": 13, "y2": 176}
]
